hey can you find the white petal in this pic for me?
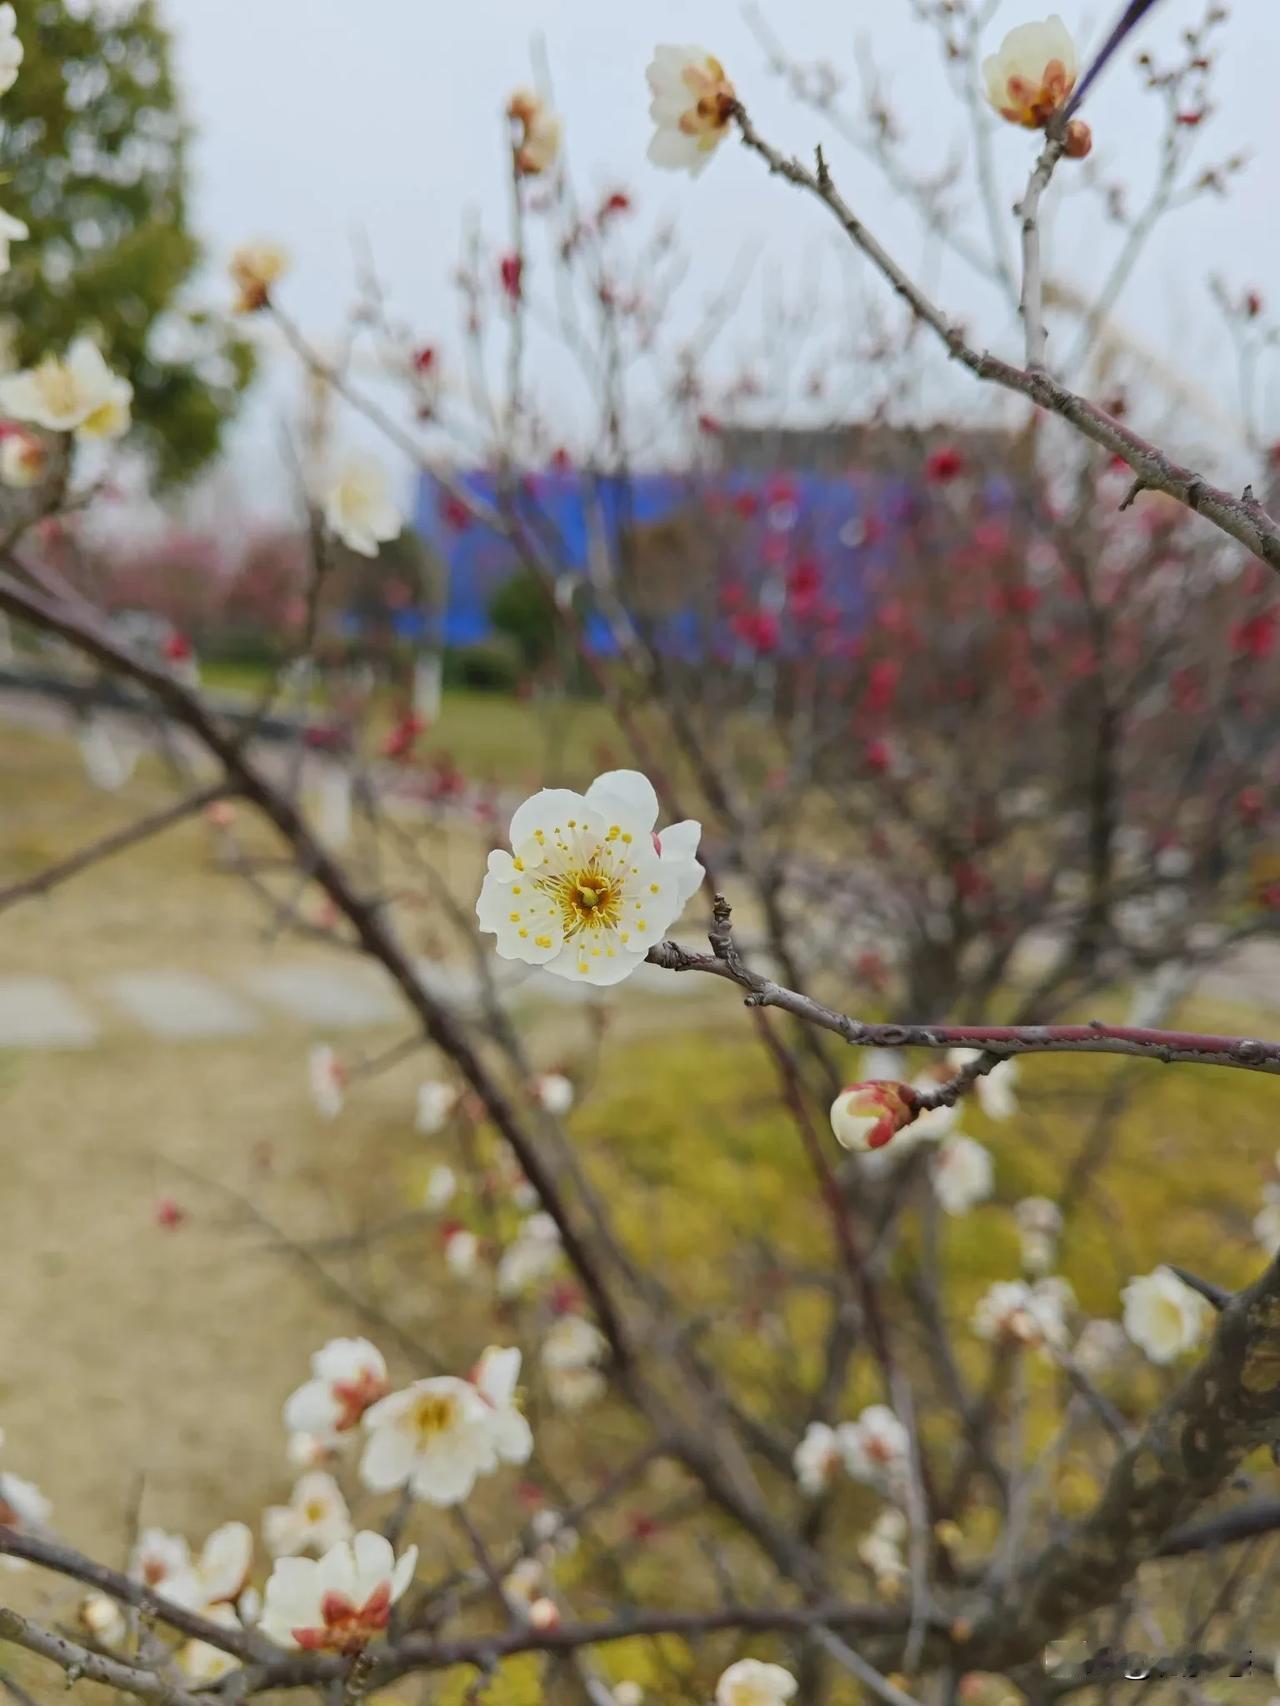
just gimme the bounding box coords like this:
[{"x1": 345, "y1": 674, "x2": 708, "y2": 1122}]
[
  {"x1": 283, "y1": 1379, "x2": 341, "y2": 1437},
  {"x1": 359, "y1": 1425, "x2": 416, "y2": 1493},
  {"x1": 508, "y1": 789, "x2": 589, "y2": 852},
  {"x1": 584, "y1": 770, "x2": 659, "y2": 833}
]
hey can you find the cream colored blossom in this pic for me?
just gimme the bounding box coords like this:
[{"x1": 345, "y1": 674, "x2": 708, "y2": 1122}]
[
  {"x1": 0, "y1": 6, "x2": 23, "y2": 93},
  {"x1": 308, "y1": 1045, "x2": 345, "y2": 1120},
  {"x1": 497, "y1": 1211, "x2": 562, "y2": 1298},
  {"x1": 0, "y1": 207, "x2": 27, "y2": 275},
  {"x1": 508, "y1": 89, "x2": 563, "y2": 176},
  {"x1": 360, "y1": 1376, "x2": 501, "y2": 1506},
  {"x1": 972, "y1": 1277, "x2": 1073, "y2": 1351},
  {"x1": 284, "y1": 1337, "x2": 389, "y2": 1440},
  {"x1": 541, "y1": 1313, "x2": 609, "y2": 1411},
  {"x1": 946, "y1": 1049, "x2": 1019, "y2": 1120},
  {"x1": 931, "y1": 1135, "x2": 994, "y2": 1216},
  {"x1": 0, "y1": 338, "x2": 132, "y2": 440},
  {"x1": 646, "y1": 46, "x2": 736, "y2": 175},
  {"x1": 263, "y1": 1472, "x2": 352, "y2": 1558},
  {"x1": 0, "y1": 1472, "x2": 50, "y2": 1571},
  {"x1": 716, "y1": 1659, "x2": 797, "y2": 1706},
  {"x1": 323, "y1": 457, "x2": 401, "y2": 558},
  {"x1": 230, "y1": 242, "x2": 288, "y2": 313},
  {"x1": 175, "y1": 1604, "x2": 242, "y2": 1685},
  {"x1": 0, "y1": 430, "x2": 47, "y2": 488},
  {"x1": 260, "y1": 1532, "x2": 416, "y2": 1652},
  {"x1": 1121, "y1": 1267, "x2": 1211, "y2": 1365},
  {"x1": 983, "y1": 16, "x2": 1077, "y2": 127},
  {"x1": 840, "y1": 1405, "x2": 909, "y2": 1491}
]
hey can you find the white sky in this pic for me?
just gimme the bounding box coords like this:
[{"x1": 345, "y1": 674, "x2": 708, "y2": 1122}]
[{"x1": 163, "y1": 0, "x2": 1280, "y2": 517}]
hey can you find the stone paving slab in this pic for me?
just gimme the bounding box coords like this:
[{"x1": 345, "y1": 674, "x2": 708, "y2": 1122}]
[
  {"x1": 0, "y1": 976, "x2": 99, "y2": 1048},
  {"x1": 101, "y1": 970, "x2": 259, "y2": 1039},
  {"x1": 240, "y1": 963, "x2": 402, "y2": 1028}
]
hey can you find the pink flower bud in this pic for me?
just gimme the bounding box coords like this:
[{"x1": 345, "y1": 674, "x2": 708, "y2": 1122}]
[{"x1": 829, "y1": 1081, "x2": 918, "y2": 1152}]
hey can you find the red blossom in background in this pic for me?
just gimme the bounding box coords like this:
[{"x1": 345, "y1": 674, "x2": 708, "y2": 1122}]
[
  {"x1": 440, "y1": 493, "x2": 472, "y2": 533},
  {"x1": 499, "y1": 254, "x2": 523, "y2": 302},
  {"x1": 1231, "y1": 609, "x2": 1278, "y2": 660},
  {"x1": 925, "y1": 446, "x2": 965, "y2": 483},
  {"x1": 153, "y1": 1197, "x2": 186, "y2": 1230},
  {"x1": 732, "y1": 609, "x2": 780, "y2": 654}
]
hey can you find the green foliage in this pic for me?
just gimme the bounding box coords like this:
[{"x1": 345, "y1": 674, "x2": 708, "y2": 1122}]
[
  {"x1": 488, "y1": 567, "x2": 558, "y2": 670},
  {"x1": 0, "y1": 0, "x2": 253, "y2": 481}
]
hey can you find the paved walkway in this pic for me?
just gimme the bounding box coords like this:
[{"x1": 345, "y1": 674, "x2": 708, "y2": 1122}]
[{"x1": 0, "y1": 956, "x2": 706, "y2": 1049}]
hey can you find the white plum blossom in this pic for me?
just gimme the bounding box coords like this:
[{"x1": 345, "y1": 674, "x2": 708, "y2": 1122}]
[
  {"x1": 155, "y1": 1521, "x2": 254, "y2": 1613},
  {"x1": 1254, "y1": 1183, "x2": 1280, "y2": 1256},
  {"x1": 476, "y1": 770, "x2": 703, "y2": 987},
  {"x1": 0, "y1": 6, "x2": 23, "y2": 93},
  {"x1": 1015, "y1": 1196, "x2": 1063, "y2": 1276},
  {"x1": 857, "y1": 1507, "x2": 909, "y2": 1588},
  {"x1": 175, "y1": 1604, "x2": 243, "y2": 1685},
  {"x1": 1122, "y1": 1267, "x2": 1212, "y2": 1365},
  {"x1": 360, "y1": 1376, "x2": 503, "y2": 1506},
  {"x1": 263, "y1": 1472, "x2": 353, "y2": 1558},
  {"x1": 829, "y1": 1081, "x2": 917, "y2": 1152},
  {"x1": 416, "y1": 1080, "x2": 459, "y2": 1135},
  {"x1": 793, "y1": 1420, "x2": 858, "y2": 1497},
  {"x1": 541, "y1": 1314, "x2": 609, "y2": 1411},
  {"x1": 308, "y1": 1045, "x2": 345, "y2": 1120},
  {"x1": 947, "y1": 1050, "x2": 1019, "y2": 1121},
  {"x1": 971, "y1": 1278, "x2": 1073, "y2": 1351},
  {"x1": 0, "y1": 207, "x2": 27, "y2": 275},
  {"x1": 79, "y1": 1593, "x2": 128, "y2": 1649},
  {"x1": 323, "y1": 457, "x2": 401, "y2": 558},
  {"x1": 508, "y1": 89, "x2": 562, "y2": 176},
  {"x1": 0, "y1": 1471, "x2": 50, "y2": 1570},
  {"x1": 646, "y1": 46, "x2": 736, "y2": 176},
  {"x1": 533, "y1": 1071, "x2": 575, "y2": 1116},
  {"x1": 0, "y1": 338, "x2": 132, "y2": 440},
  {"x1": 78, "y1": 720, "x2": 139, "y2": 791},
  {"x1": 982, "y1": 15, "x2": 1077, "y2": 126},
  {"x1": 229, "y1": 241, "x2": 289, "y2": 313},
  {"x1": 424, "y1": 1164, "x2": 458, "y2": 1211},
  {"x1": 840, "y1": 1405, "x2": 910, "y2": 1491},
  {"x1": 129, "y1": 1527, "x2": 192, "y2": 1593},
  {"x1": 931, "y1": 1135, "x2": 994, "y2": 1216},
  {"x1": 445, "y1": 1226, "x2": 480, "y2": 1277},
  {"x1": 497, "y1": 1211, "x2": 563, "y2": 1297},
  {"x1": 260, "y1": 1532, "x2": 417, "y2": 1653},
  {"x1": 613, "y1": 1685, "x2": 645, "y2": 1706},
  {"x1": 284, "y1": 1338, "x2": 389, "y2": 1441},
  {"x1": 0, "y1": 429, "x2": 46, "y2": 488},
  {"x1": 502, "y1": 1554, "x2": 545, "y2": 1612},
  {"x1": 715, "y1": 1659, "x2": 798, "y2": 1706},
  {"x1": 472, "y1": 1346, "x2": 534, "y2": 1466},
  {"x1": 1073, "y1": 1318, "x2": 1129, "y2": 1375}
]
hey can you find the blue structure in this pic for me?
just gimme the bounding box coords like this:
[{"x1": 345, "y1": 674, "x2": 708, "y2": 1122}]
[{"x1": 413, "y1": 468, "x2": 914, "y2": 653}]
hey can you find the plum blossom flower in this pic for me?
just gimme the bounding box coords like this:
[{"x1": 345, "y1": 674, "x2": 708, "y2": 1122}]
[
  {"x1": 533, "y1": 1072, "x2": 575, "y2": 1116},
  {"x1": 284, "y1": 1338, "x2": 390, "y2": 1440},
  {"x1": 0, "y1": 6, "x2": 23, "y2": 93},
  {"x1": 0, "y1": 429, "x2": 46, "y2": 488},
  {"x1": 263, "y1": 1472, "x2": 353, "y2": 1558},
  {"x1": 1254, "y1": 1181, "x2": 1280, "y2": 1255},
  {"x1": 229, "y1": 242, "x2": 288, "y2": 313},
  {"x1": 445, "y1": 1225, "x2": 480, "y2": 1277},
  {"x1": 931, "y1": 1135, "x2": 994, "y2": 1216},
  {"x1": 323, "y1": 458, "x2": 401, "y2": 558},
  {"x1": 1015, "y1": 1196, "x2": 1063, "y2": 1275},
  {"x1": 476, "y1": 770, "x2": 703, "y2": 986},
  {"x1": 471, "y1": 1346, "x2": 534, "y2": 1466},
  {"x1": 424, "y1": 1164, "x2": 458, "y2": 1210},
  {"x1": 0, "y1": 208, "x2": 27, "y2": 275},
  {"x1": 129, "y1": 1527, "x2": 192, "y2": 1593},
  {"x1": 416, "y1": 1080, "x2": 459, "y2": 1135},
  {"x1": 716, "y1": 1659, "x2": 797, "y2": 1706},
  {"x1": 0, "y1": 338, "x2": 132, "y2": 440},
  {"x1": 175, "y1": 1604, "x2": 243, "y2": 1685},
  {"x1": 646, "y1": 46, "x2": 736, "y2": 175},
  {"x1": 971, "y1": 1278, "x2": 1073, "y2": 1350},
  {"x1": 360, "y1": 1376, "x2": 502, "y2": 1505},
  {"x1": 0, "y1": 1472, "x2": 50, "y2": 1570},
  {"x1": 508, "y1": 89, "x2": 562, "y2": 176},
  {"x1": 287, "y1": 1432, "x2": 339, "y2": 1472},
  {"x1": 1072, "y1": 1318, "x2": 1128, "y2": 1374},
  {"x1": 793, "y1": 1420, "x2": 858, "y2": 1497},
  {"x1": 497, "y1": 1211, "x2": 563, "y2": 1298},
  {"x1": 828, "y1": 1081, "x2": 918, "y2": 1152},
  {"x1": 858, "y1": 1507, "x2": 909, "y2": 1589},
  {"x1": 840, "y1": 1405, "x2": 910, "y2": 1491},
  {"x1": 983, "y1": 16, "x2": 1077, "y2": 127},
  {"x1": 946, "y1": 1050, "x2": 1019, "y2": 1120},
  {"x1": 541, "y1": 1314, "x2": 609, "y2": 1410},
  {"x1": 79, "y1": 1593, "x2": 127, "y2": 1649},
  {"x1": 260, "y1": 1532, "x2": 417, "y2": 1653},
  {"x1": 308, "y1": 1045, "x2": 345, "y2": 1120},
  {"x1": 1122, "y1": 1267, "x2": 1212, "y2": 1365},
  {"x1": 155, "y1": 1522, "x2": 254, "y2": 1612}
]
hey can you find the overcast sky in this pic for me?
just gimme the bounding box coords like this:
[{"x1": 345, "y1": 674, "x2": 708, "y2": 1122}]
[{"x1": 163, "y1": 0, "x2": 1279, "y2": 515}]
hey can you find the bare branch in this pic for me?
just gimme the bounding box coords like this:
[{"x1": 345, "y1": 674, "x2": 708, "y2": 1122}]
[{"x1": 0, "y1": 1607, "x2": 204, "y2": 1706}]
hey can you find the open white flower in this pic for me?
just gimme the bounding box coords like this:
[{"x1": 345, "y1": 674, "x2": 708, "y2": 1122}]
[
  {"x1": 0, "y1": 338, "x2": 132, "y2": 440},
  {"x1": 793, "y1": 1420, "x2": 858, "y2": 1497},
  {"x1": 323, "y1": 457, "x2": 401, "y2": 558},
  {"x1": 261, "y1": 1532, "x2": 417, "y2": 1653},
  {"x1": 0, "y1": 430, "x2": 46, "y2": 488},
  {"x1": 1122, "y1": 1267, "x2": 1211, "y2": 1365},
  {"x1": 477, "y1": 769, "x2": 702, "y2": 987},
  {"x1": 176, "y1": 1604, "x2": 242, "y2": 1685},
  {"x1": 716, "y1": 1659, "x2": 797, "y2": 1706},
  {"x1": 416, "y1": 1080, "x2": 459, "y2": 1135},
  {"x1": 0, "y1": 1472, "x2": 50, "y2": 1570},
  {"x1": 472, "y1": 1346, "x2": 534, "y2": 1465},
  {"x1": 541, "y1": 1314, "x2": 609, "y2": 1410},
  {"x1": 308, "y1": 1045, "x2": 345, "y2": 1120},
  {"x1": 533, "y1": 1072, "x2": 575, "y2": 1116},
  {"x1": 263, "y1": 1472, "x2": 353, "y2": 1558},
  {"x1": 79, "y1": 1593, "x2": 128, "y2": 1649},
  {"x1": 360, "y1": 1376, "x2": 500, "y2": 1506},
  {"x1": 284, "y1": 1338, "x2": 389, "y2": 1440},
  {"x1": 0, "y1": 207, "x2": 27, "y2": 275},
  {"x1": 0, "y1": 6, "x2": 22, "y2": 93},
  {"x1": 839, "y1": 1405, "x2": 909, "y2": 1491},
  {"x1": 931, "y1": 1135, "x2": 994, "y2": 1216},
  {"x1": 646, "y1": 46, "x2": 736, "y2": 176},
  {"x1": 497, "y1": 1211, "x2": 563, "y2": 1298},
  {"x1": 129, "y1": 1527, "x2": 192, "y2": 1593},
  {"x1": 230, "y1": 241, "x2": 289, "y2": 313},
  {"x1": 971, "y1": 1277, "x2": 1072, "y2": 1351},
  {"x1": 445, "y1": 1225, "x2": 480, "y2": 1277},
  {"x1": 424, "y1": 1163, "x2": 458, "y2": 1211},
  {"x1": 858, "y1": 1507, "x2": 908, "y2": 1587},
  {"x1": 158, "y1": 1521, "x2": 254, "y2": 1612},
  {"x1": 947, "y1": 1049, "x2": 1019, "y2": 1120},
  {"x1": 508, "y1": 89, "x2": 563, "y2": 176},
  {"x1": 982, "y1": 15, "x2": 1077, "y2": 127}
]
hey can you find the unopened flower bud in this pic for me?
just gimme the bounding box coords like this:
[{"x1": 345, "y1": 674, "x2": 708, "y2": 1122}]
[
  {"x1": 829, "y1": 1081, "x2": 918, "y2": 1152},
  {"x1": 1063, "y1": 119, "x2": 1092, "y2": 159},
  {"x1": 528, "y1": 1596, "x2": 561, "y2": 1629}
]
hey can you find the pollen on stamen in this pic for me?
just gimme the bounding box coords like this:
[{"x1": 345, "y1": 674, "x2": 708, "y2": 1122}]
[
  {"x1": 519, "y1": 928, "x2": 529, "y2": 938},
  {"x1": 535, "y1": 934, "x2": 552, "y2": 948},
  {"x1": 509, "y1": 911, "x2": 521, "y2": 923}
]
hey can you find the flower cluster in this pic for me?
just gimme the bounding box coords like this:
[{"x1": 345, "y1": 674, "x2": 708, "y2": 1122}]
[{"x1": 792, "y1": 1404, "x2": 910, "y2": 1498}]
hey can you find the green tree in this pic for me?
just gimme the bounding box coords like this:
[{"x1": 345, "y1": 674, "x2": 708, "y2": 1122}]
[{"x1": 0, "y1": 0, "x2": 253, "y2": 482}]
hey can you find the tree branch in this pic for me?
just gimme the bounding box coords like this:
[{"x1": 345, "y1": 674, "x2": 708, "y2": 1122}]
[{"x1": 0, "y1": 1607, "x2": 203, "y2": 1706}]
